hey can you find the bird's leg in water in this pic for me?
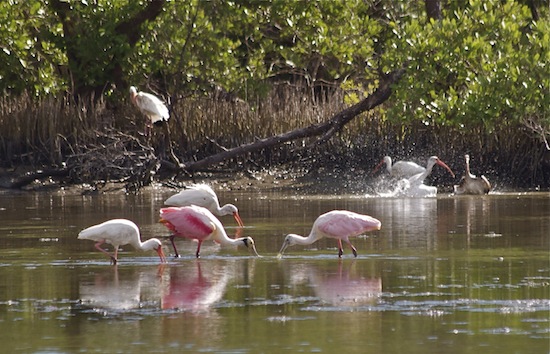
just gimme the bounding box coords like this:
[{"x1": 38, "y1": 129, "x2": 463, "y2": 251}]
[
  {"x1": 337, "y1": 239, "x2": 344, "y2": 258},
  {"x1": 195, "y1": 240, "x2": 203, "y2": 258},
  {"x1": 94, "y1": 240, "x2": 117, "y2": 264},
  {"x1": 349, "y1": 243, "x2": 358, "y2": 258},
  {"x1": 169, "y1": 235, "x2": 180, "y2": 258}
]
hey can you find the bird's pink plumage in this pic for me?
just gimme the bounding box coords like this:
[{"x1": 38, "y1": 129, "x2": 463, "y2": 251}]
[{"x1": 160, "y1": 207, "x2": 214, "y2": 240}]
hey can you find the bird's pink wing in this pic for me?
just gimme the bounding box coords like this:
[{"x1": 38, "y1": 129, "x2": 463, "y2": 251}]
[
  {"x1": 317, "y1": 212, "x2": 380, "y2": 239},
  {"x1": 160, "y1": 207, "x2": 214, "y2": 240}
]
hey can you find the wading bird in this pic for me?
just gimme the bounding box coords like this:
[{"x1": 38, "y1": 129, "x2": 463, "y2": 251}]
[
  {"x1": 129, "y1": 86, "x2": 169, "y2": 135},
  {"x1": 374, "y1": 155, "x2": 456, "y2": 179},
  {"x1": 78, "y1": 219, "x2": 166, "y2": 265},
  {"x1": 278, "y1": 210, "x2": 381, "y2": 258},
  {"x1": 164, "y1": 184, "x2": 244, "y2": 227},
  {"x1": 454, "y1": 154, "x2": 492, "y2": 195},
  {"x1": 159, "y1": 205, "x2": 259, "y2": 258},
  {"x1": 399, "y1": 156, "x2": 455, "y2": 197},
  {"x1": 373, "y1": 156, "x2": 426, "y2": 178}
]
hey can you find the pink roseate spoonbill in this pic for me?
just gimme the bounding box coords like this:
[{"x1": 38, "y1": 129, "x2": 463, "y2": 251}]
[
  {"x1": 129, "y1": 86, "x2": 169, "y2": 135},
  {"x1": 454, "y1": 154, "x2": 491, "y2": 195},
  {"x1": 161, "y1": 260, "x2": 232, "y2": 311},
  {"x1": 164, "y1": 184, "x2": 244, "y2": 227},
  {"x1": 159, "y1": 205, "x2": 259, "y2": 258},
  {"x1": 373, "y1": 156, "x2": 426, "y2": 178},
  {"x1": 278, "y1": 210, "x2": 382, "y2": 258},
  {"x1": 78, "y1": 219, "x2": 166, "y2": 265}
]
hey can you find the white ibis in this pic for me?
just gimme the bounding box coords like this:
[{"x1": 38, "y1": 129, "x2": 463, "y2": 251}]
[
  {"x1": 129, "y1": 86, "x2": 169, "y2": 135},
  {"x1": 278, "y1": 210, "x2": 381, "y2": 258},
  {"x1": 398, "y1": 156, "x2": 455, "y2": 197},
  {"x1": 454, "y1": 154, "x2": 492, "y2": 195},
  {"x1": 159, "y1": 205, "x2": 259, "y2": 258},
  {"x1": 164, "y1": 184, "x2": 244, "y2": 227},
  {"x1": 78, "y1": 219, "x2": 166, "y2": 264},
  {"x1": 407, "y1": 156, "x2": 455, "y2": 185},
  {"x1": 373, "y1": 156, "x2": 426, "y2": 178}
]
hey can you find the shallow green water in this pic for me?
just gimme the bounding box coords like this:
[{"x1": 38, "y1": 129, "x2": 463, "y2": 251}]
[{"x1": 0, "y1": 189, "x2": 548, "y2": 353}]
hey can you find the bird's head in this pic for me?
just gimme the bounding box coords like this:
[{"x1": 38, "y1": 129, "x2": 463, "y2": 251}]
[
  {"x1": 144, "y1": 238, "x2": 167, "y2": 263},
  {"x1": 220, "y1": 204, "x2": 244, "y2": 227},
  {"x1": 277, "y1": 234, "x2": 299, "y2": 257},
  {"x1": 241, "y1": 237, "x2": 260, "y2": 257},
  {"x1": 129, "y1": 86, "x2": 138, "y2": 103}
]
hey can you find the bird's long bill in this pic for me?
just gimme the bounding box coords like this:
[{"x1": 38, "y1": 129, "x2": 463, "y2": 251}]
[
  {"x1": 437, "y1": 160, "x2": 455, "y2": 178},
  {"x1": 372, "y1": 160, "x2": 384, "y2": 174},
  {"x1": 248, "y1": 241, "x2": 260, "y2": 257},
  {"x1": 233, "y1": 212, "x2": 244, "y2": 228},
  {"x1": 278, "y1": 242, "x2": 289, "y2": 258},
  {"x1": 157, "y1": 247, "x2": 167, "y2": 263}
]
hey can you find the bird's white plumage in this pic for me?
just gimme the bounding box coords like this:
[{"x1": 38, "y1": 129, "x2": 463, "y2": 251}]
[
  {"x1": 375, "y1": 156, "x2": 425, "y2": 178},
  {"x1": 78, "y1": 219, "x2": 141, "y2": 247},
  {"x1": 130, "y1": 86, "x2": 169, "y2": 124},
  {"x1": 78, "y1": 218, "x2": 165, "y2": 263},
  {"x1": 164, "y1": 184, "x2": 239, "y2": 218},
  {"x1": 394, "y1": 156, "x2": 454, "y2": 197}
]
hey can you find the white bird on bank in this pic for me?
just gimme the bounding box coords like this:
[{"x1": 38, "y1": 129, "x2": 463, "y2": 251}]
[
  {"x1": 164, "y1": 184, "x2": 244, "y2": 227},
  {"x1": 78, "y1": 219, "x2": 166, "y2": 264},
  {"x1": 129, "y1": 86, "x2": 169, "y2": 135},
  {"x1": 454, "y1": 154, "x2": 492, "y2": 195}
]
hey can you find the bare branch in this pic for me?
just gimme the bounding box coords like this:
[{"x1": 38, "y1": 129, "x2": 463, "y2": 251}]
[{"x1": 172, "y1": 68, "x2": 406, "y2": 172}]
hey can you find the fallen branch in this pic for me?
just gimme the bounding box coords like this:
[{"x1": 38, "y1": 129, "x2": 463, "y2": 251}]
[
  {"x1": 172, "y1": 68, "x2": 405, "y2": 172},
  {"x1": 0, "y1": 168, "x2": 70, "y2": 189}
]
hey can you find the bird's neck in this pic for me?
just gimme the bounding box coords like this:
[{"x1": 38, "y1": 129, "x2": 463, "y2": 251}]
[
  {"x1": 212, "y1": 228, "x2": 237, "y2": 246},
  {"x1": 217, "y1": 204, "x2": 233, "y2": 216},
  {"x1": 135, "y1": 238, "x2": 156, "y2": 251},
  {"x1": 292, "y1": 231, "x2": 320, "y2": 245}
]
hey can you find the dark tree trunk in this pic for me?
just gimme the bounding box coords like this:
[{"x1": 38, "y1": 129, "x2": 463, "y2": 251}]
[
  {"x1": 527, "y1": 0, "x2": 540, "y2": 21},
  {"x1": 49, "y1": 0, "x2": 166, "y2": 99},
  {"x1": 425, "y1": 0, "x2": 441, "y2": 20}
]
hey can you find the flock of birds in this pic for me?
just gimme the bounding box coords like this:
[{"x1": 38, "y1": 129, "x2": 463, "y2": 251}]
[
  {"x1": 78, "y1": 184, "x2": 383, "y2": 264},
  {"x1": 373, "y1": 154, "x2": 492, "y2": 197},
  {"x1": 78, "y1": 87, "x2": 493, "y2": 264}
]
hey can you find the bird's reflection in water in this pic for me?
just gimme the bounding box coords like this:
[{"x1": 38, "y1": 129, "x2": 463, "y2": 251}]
[
  {"x1": 287, "y1": 261, "x2": 382, "y2": 307},
  {"x1": 160, "y1": 259, "x2": 237, "y2": 313},
  {"x1": 78, "y1": 265, "x2": 162, "y2": 311}
]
